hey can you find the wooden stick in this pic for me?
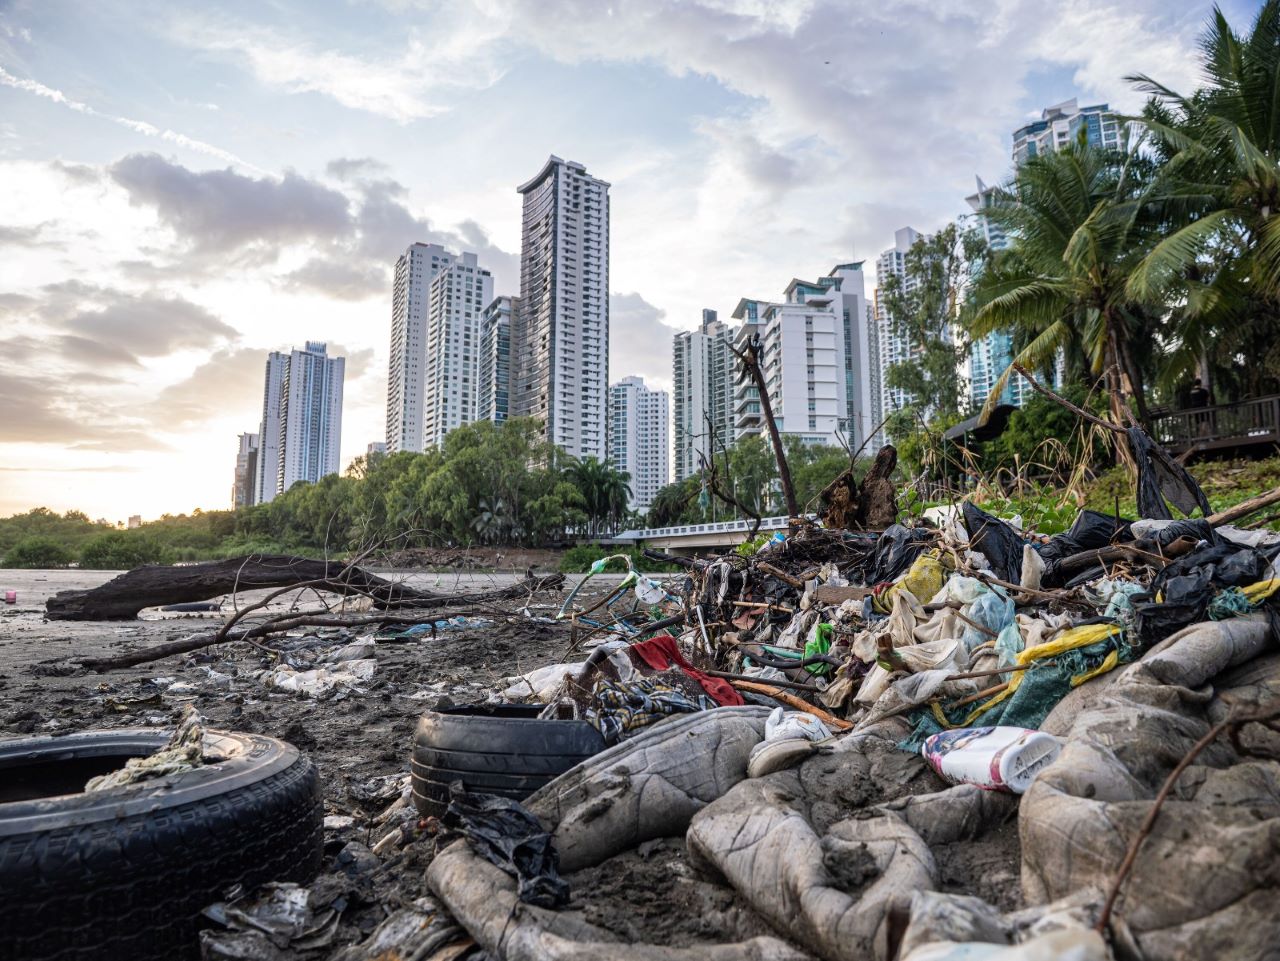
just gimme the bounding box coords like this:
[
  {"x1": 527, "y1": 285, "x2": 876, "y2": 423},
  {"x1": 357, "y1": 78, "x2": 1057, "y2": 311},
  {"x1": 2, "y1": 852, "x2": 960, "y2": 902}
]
[
  {"x1": 946, "y1": 680, "x2": 1010, "y2": 709},
  {"x1": 945, "y1": 662, "x2": 1051, "y2": 682},
  {"x1": 730, "y1": 600, "x2": 795, "y2": 614},
  {"x1": 1206, "y1": 485, "x2": 1280, "y2": 527},
  {"x1": 756, "y1": 562, "x2": 806, "y2": 590},
  {"x1": 1012, "y1": 364, "x2": 1124, "y2": 434},
  {"x1": 728, "y1": 679, "x2": 853, "y2": 730}
]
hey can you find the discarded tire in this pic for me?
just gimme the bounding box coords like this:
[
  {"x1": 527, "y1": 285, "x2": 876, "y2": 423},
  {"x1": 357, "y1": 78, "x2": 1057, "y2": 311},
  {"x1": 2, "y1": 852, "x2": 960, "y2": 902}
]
[
  {"x1": 0, "y1": 728, "x2": 322, "y2": 961},
  {"x1": 411, "y1": 704, "x2": 606, "y2": 817}
]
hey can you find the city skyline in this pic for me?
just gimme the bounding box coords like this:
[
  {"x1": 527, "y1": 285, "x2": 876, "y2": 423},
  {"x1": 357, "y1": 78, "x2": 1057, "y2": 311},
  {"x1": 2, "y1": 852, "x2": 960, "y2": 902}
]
[{"x1": 0, "y1": 0, "x2": 1239, "y2": 518}]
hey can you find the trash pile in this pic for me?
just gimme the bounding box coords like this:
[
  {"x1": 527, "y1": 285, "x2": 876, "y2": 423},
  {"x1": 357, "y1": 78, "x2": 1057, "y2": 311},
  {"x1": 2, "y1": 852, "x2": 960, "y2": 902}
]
[{"x1": 429, "y1": 456, "x2": 1280, "y2": 961}]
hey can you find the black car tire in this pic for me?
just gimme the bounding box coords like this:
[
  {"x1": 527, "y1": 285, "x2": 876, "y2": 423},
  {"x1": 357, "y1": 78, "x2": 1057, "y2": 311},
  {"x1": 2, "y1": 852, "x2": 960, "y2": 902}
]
[
  {"x1": 0, "y1": 728, "x2": 322, "y2": 961},
  {"x1": 411, "y1": 704, "x2": 605, "y2": 817}
]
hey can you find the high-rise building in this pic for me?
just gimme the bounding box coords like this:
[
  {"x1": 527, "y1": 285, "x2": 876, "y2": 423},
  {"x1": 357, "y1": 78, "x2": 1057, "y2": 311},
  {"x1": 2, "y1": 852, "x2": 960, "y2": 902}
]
[
  {"x1": 609, "y1": 376, "x2": 669, "y2": 514},
  {"x1": 672, "y1": 309, "x2": 737, "y2": 481},
  {"x1": 731, "y1": 301, "x2": 765, "y2": 442},
  {"x1": 277, "y1": 342, "x2": 345, "y2": 496},
  {"x1": 479, "y1": 296, "x2": 516, "y2": 426},
  {"x1": 1012, "y1": 98, "x2": 1120, "y2": 166},
  {"x1": 232, "y1": 432, "x2": 259, "y2": 509},
  {"x1": 254, "y1": 351, "x2": 287, "y2": 505},
  {"x1": 511, "y1": 156, "x2": 610, "y2": 460},
  {"x1": 422, "y1": 253, "x2": 493, "y2": 449},
  {"x1": 367, "y1": 442, "x2": 387, "y2": 456},
  {"x1": 872, "y1": 226, "x2": 931, "y2": 445},
  {"x1": 256, "y1": 342, "x2": 345, "y2": 502},
  {"x1": 386, "y1": 243, "x2": 460, "y2": 453},
  {"x1": 964, "y1": 177, "x2": 1026, "y2": 411}
]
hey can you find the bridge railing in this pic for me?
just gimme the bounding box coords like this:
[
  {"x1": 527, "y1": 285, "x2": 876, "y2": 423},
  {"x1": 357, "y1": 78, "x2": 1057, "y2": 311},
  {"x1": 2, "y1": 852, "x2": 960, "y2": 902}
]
[
  {"x1": 1151, "y1": 394, "x2": 1280, "y2": 452},
  {"x1": 617, "y1": 515, "x2": 794, "y2": 541}
]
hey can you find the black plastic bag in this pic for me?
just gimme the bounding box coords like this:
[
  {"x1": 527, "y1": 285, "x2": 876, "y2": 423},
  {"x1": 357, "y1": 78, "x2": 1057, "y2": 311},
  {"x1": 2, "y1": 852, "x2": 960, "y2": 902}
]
[
  {"x1": 443, "y1": 785, "x2": 570, "y2": 908},
  {"x1": 962, "y1": 502, "x2": 1024, "y2": 583},
  {"x1": 864, "y1": 524, "x2": 932, "y2": 583},
  {"x1": 1154, "y1": 543, "x2": 1268, "y2": 594},
  {"x1": 1038, "y1": 509, "x2": 1133, "y2": 587},
  {"x1": 1147, "y1": 518, "x2": 1218, "y2": 548},
  {"x1": 1134, "y1": 567, "x2": 1213, "y2": 644},
  {"x1": 1126, "y1": 427, "x2": 1212, "y2": 520}
]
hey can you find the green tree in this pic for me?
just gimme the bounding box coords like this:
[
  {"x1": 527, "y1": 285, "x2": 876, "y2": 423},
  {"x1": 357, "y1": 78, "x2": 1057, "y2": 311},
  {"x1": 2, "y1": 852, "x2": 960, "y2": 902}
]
[
  {"x1": 970, "y1": 138, "x2": 1163, "y2": 426},
  {"x1": 1127, "y1": 0, "x2": 1280, "y2": 398},
  {"x1": 3, "y1": 536, "x2": 74, "y2": 569},
  {"x1": 79, "y1": 531, "x2": 170, "y2": 569},
  {"x1": 881, "y1": 222, "x2": 986, "y2": 427},
  {"x1": 564, "y1": 457, "x2": 632, "y2": 537}
]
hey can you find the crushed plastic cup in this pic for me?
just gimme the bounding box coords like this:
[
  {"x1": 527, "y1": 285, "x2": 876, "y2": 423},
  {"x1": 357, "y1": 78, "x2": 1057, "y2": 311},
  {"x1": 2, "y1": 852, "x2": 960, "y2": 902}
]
[
  {"x1": 3, "y1": 590, "x2": 15, "y2": 604},
  {"x1": 921, "y1": 726, "x2": 1062, "y2": 794}
]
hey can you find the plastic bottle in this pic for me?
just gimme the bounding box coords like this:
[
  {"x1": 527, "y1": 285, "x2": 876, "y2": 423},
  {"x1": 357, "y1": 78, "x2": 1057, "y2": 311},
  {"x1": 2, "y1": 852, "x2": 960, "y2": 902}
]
[{"x1": 920, "y1": 726, "x2": 1062, "y2": 794}]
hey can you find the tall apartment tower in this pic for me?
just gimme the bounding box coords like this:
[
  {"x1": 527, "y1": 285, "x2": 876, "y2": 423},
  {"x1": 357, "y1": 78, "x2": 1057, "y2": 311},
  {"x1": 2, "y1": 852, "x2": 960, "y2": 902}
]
[
  {"x1": 872, "y1": 226, "x2": 925, "y2": 446},
  {"x1": 672, "y1": 308, "x2": 736, "y2": 481},
  {"x1": 964, "y1": 176, "x2": 1027, "y2": 410},
  {"x1": 512, "y1": 156, "x2": 610, "y2": 460},
  {"x1": 386, "y1": 243, "x2": 459, "y2": 453},
  {"x1": 254, "y1": 351, "x2": 287, "y2": 504},
  {"x1": 479, "y1": 296, "x2": 516, "y2": 426},
  {"x1": 730, "y1": 300, "x2": 765, "y2": 441},
  {"x1": 422, "y1": 253, "x2": 493, "y2": 449},
  {"x1": 277, "y1": 342, "x2": 345, "y2": 496},
  {"x1": 1012, "y1": 98, "x2": 1120, "y2": 166},
  {"x1": 232, "y1": 432, "x2": 259, "y2": 509},
  {"x1": 609, "y1": 376, "x2": 669, "y2": 514}
]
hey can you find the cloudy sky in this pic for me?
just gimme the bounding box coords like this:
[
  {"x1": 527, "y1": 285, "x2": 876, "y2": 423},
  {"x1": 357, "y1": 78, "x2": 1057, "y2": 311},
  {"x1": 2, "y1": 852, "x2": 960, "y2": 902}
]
[{"x1": 0, "y1": 0, "x2": 1249, "y2": 520}]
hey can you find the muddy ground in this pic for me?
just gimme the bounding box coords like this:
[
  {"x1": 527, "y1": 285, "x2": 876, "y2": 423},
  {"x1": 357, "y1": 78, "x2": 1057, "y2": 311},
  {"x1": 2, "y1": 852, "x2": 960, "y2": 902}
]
[{"x1": 0, "y1": 568, "x2": 1020, "y2": 958}]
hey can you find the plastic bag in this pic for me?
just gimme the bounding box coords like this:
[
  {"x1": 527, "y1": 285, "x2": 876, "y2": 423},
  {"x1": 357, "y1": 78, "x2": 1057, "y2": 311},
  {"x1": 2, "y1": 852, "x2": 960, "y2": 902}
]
[
  {"x1": 1125, "y1": 426, "x2": 1212, "y2": 519},
  {"x1": 443, "y1": 788, "x2": 570, "y2": 908},
  {"x1": 763, "y1": 705, "x2": 832, "y2": 742},
  {"x1": 962, "y1": 502, "x2": 1024, "y2": 583},
  {"x1": 866, "y1": 524, "x2": 933, "y2": 583}
]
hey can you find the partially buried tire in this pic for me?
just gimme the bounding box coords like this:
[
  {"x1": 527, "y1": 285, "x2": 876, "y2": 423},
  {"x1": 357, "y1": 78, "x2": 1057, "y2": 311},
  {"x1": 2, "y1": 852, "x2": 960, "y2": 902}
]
[
  {"x1": 0, "y1": 728, "x2": 322, "y2": 961},
  {"x1": 412, "y1": 704, "x2": 606, "y2": 817}
]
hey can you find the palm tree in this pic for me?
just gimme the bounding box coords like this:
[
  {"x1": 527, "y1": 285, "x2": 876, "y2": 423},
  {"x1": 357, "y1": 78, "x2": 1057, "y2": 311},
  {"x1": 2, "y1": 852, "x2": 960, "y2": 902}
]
[
  {"x1": 1126, "y1": 1, "x2": 1280, "y2": 398},
  {"x1": 969, "y1": 139, "x2": 1163, "y2": 426},
  {"x1": 564, "y1": 457, "x2": 632, "y2": 537}
]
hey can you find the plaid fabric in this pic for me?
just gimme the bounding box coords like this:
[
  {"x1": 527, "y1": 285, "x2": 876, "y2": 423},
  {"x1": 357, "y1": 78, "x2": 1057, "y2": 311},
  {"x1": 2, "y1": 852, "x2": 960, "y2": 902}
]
[{"x1": 585, "y1": 675, "x2": 716, "y2": 744}]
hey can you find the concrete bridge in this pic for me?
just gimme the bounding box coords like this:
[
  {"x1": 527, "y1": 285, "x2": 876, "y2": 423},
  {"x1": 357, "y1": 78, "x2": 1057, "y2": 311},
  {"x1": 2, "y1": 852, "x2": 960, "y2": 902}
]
[{"x1": 611, "y1": 515, "x2": 794, "y2": 554}]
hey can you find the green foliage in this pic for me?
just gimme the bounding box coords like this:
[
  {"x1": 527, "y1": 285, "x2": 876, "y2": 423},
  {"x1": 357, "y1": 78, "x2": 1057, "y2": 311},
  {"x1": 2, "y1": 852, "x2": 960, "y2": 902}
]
[
  {"x1": 0, "y1": 508, "x2": 112, "y2": 557},
  {"x1": 79, "y1": 531, "x2": 171, "y2": 569},
  {"x1": 3, "y1": 535, "x2": 74, "y2": 568},
  {"x1": 557, "y1": 544, "x2": 677, "y2": 574},
  {"x1": 735, "y1": 532, "x2": 769, "y2": 557},
  {"x1": 882, "y1": 222, "x2": 986, "y2": 422}
]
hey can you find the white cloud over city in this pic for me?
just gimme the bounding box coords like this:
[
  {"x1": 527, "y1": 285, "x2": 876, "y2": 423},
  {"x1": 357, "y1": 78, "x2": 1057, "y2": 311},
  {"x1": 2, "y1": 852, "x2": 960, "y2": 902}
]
[{"x1": 0, "y1": 0, "x2": 1247, "y2": 518}]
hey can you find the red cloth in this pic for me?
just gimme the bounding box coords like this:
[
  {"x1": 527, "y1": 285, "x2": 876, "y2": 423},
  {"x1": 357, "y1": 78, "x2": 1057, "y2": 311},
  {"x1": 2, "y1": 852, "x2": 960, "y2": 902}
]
[{"x1": 629, "y1": 634, "x2": 743, "y2": 706}]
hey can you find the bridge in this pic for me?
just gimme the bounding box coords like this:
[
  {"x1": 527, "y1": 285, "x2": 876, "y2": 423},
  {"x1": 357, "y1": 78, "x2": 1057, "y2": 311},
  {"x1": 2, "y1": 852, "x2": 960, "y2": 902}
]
[{"x1": 612, "y1": 515, "x2": 794, "y2": 554}]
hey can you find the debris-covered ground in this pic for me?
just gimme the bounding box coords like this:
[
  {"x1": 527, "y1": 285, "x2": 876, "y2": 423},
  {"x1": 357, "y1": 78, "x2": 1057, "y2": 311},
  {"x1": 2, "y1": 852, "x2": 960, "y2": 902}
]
[{"x1": 3, "y1": 427, "x2": 1280, "y2": 961}]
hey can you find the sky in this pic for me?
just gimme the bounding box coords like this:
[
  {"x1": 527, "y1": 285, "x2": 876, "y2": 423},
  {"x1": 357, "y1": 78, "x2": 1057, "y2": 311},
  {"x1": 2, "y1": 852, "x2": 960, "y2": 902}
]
[{"x1": 0, "y1": 0, "x2": 1256, "y2": 521}]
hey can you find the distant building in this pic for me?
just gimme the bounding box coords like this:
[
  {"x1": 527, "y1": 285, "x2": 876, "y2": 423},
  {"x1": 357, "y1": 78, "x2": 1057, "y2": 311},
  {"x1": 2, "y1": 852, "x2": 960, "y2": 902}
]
[
  {"x1": 672, "y1": 309, "x2": 736, "y2": 481},
  {"x1": 232, "y1": 432, "x2": 259, "y2": 509},
  {"x1": 1012, "y1": 98, "x2": 1120, "y2": 166},
  {"x1": 730, "y1": 301, "x2": 766, "y2": 442},
  {"x1": 256, "y1": 342, "x2": 345, "y2": 502},
  {"x1": 423, "y1": 253, "x2": 493, "y2": 449},
  {"x1": 609, "y1": 376, "x2": 669, "y2": 514},
  {"x1": 367, "y1": 442, "x2": 387, "y2": 456},
  {"x1": 479, "y1": 296, "x2": 515, "y2": 426},
  {"x1": 254, "y1": 351, "x2": 287, "y2": 505},
  {"x1": 386, "y1": 243, "x2": 461, "y2": 453},
  {"x1": 127, "y1": 515, "x2": 142, "y2": 529},
  {"x1": 512, "y1": 156, "x2": 610, "y2": 460}
]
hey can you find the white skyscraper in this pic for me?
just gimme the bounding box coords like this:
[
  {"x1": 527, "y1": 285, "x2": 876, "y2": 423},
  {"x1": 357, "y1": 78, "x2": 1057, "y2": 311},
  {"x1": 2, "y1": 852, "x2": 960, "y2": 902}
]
[
  {"x1": 757, "y1": 286, "x2": 847, "y2": 447},
  {"x1": 422, "y1": 253, "x2": 493, "y2": 449},
  {"x1": 872, "y1": 226, "x2": 926, "y2": 446},
  {"x1": 478, "y1": 295, "x2": 515, "y2": 425},
  {"x1": 731, "y1": 301, "x2": 765, "y2": 442},
  {"x1": 672, "y1": 309, "x2": 736, "y2": 481},
  {"x1": 277, "y1": 342, "x2": 345, "y2": 496},
  {"x1": 254, "y1": 351, "x2": 286, "y2": 505},
  {"x1": 386, "y1": 242, "x2": 459, "y2": 453},
  {"x1": 609, "y1": 376, "x2": 669, "y2": 514},
  {"x1": 512, "y1": 156, "x2": 610, "y2": 460},
  {"x1": 232, "y1": 432, "x2": 259, "y2": 509}
]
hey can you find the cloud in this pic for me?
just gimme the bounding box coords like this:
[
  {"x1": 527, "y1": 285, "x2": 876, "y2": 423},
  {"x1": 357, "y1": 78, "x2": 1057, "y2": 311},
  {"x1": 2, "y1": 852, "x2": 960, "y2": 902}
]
[
  {"x1": 282, "y1": 257, "x2": 388, "y2": 300},
  {"x1": 0, "y1": 66, "x2": 254, "y2": 169},
  {"x1": 0, "y1": 370, "x2": 169, "y2": 450},
  {"x1": 326, "y1": 157, "x2": 389, "y2": 180},
  {"x1": 167, "y1": 14, "x2": 510, "y2": 124},
  {"x1": 109, "y1": 153, "x2": 353, "y2": 255},
  {"x1": 148, "y1": 347, "x2": 266, "y2": 427},
  {"x1": 60, "y1": 293, "x2": 237, "y2": 358},
  {"x1": 0, "y1": 222, "x2": 54, "y2": 247},
  {"x1": 608, "y1": 291, "x2": 682, "y2": 391}
]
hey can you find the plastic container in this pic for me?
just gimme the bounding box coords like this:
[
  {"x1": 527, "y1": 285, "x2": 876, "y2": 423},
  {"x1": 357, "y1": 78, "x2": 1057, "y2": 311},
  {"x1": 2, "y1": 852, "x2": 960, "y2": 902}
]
[{"x1": 920, "y1": 726, "x2": 1062, "y2": 794}]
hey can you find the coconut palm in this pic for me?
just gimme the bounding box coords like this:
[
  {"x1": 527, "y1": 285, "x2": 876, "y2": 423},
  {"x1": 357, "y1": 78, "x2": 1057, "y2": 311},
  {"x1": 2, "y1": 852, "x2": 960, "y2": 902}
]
[
  {"x1": 564, "y1": 457, "x2": 632, "y2": 537},
  {"x1": 1125, "y1": 0, "x2": 1280, "y2": 397},
  {"x1": 969, "y1": 139, "x2": 1164, "y2": 426}
]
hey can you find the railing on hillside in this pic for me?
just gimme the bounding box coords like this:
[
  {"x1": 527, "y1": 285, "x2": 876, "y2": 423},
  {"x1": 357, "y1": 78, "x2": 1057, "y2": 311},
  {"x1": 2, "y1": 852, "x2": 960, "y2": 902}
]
[{"x1": 1151, "y1": 395, "x2": 1280, "y2": 454}]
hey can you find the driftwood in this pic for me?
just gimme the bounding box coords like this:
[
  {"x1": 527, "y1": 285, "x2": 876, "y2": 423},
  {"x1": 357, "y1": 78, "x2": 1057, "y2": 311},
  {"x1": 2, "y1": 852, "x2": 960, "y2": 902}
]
[
  {"x1": 47, "y1": 555, "x2": 559, "y2": 621},
  {"x1": 817, "y1": 445, "x2": 898, "y2": 531},
  {"x1": 1207, "y1": 484, "x2": 1280, "y2": 527}
]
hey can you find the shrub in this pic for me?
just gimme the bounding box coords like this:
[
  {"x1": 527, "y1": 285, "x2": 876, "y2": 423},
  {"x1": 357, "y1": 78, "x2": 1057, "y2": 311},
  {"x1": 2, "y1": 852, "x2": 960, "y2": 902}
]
[
  {"x1": 558, "y1": 544, "x2": 678, "y2": 573},
  {"x1": 3, "y1": 536, "x2": 74, "y2": 569},
  {"x1": 78, "y1": 531, "x2": 171, "y2": 570}
]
